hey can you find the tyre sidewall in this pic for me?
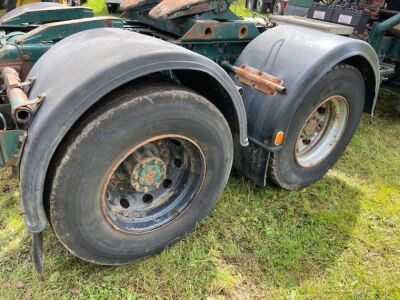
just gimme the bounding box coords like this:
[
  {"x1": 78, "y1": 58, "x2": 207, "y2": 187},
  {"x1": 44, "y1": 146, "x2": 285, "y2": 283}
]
[
  {"x1": 50, "y1": 86, "x2": 233, "y2": 264},
  {"x1": 271, "y1": 66, "x2": 365, "y2": 189},
  {"x1": 256, "y1": 0, "x2": 266, "y2": 13}
]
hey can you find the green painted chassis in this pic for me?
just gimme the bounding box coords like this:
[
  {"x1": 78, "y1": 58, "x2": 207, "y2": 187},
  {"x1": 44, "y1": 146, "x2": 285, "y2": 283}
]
[{"x1": 0, "y1": 5, "x2": 262, "y2": 168}]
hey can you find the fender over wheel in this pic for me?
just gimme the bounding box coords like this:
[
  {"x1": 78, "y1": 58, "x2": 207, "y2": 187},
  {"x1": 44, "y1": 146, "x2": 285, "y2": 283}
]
[
  {"x1": 47, "y1": 80, "x2": 233, "y2": 264},
  {"x1": 268, "y1": 64, "x2": 365, "y2": 189}
]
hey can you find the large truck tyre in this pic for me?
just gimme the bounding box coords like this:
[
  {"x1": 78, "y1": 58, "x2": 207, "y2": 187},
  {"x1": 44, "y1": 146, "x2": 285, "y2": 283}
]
[
  {"x1": 46, "y1": 81, "x2": 233, "y2": 264},
  {"x1": 246, "y1": 0, "x2": 256, "y2": 10},
  {"x1": 268, "y1": 64, "x2": 365, "y2": 189},
  {"x1": 107, "y1": 3, "x2": 119, "y2": 13},
  {"x1": 256, "y1": 0, "x2": 268, "y2": 13},
  {"x1": 271, "y1": 0, "x2": 283, "y2": 15}
]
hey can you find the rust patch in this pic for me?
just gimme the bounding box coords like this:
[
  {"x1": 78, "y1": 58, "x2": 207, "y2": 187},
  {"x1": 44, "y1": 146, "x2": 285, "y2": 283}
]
[
  {"x1": 181, "y1": 22, "x2": 223, "y2": 40},
  {"x1": 0, "y1": 60, "x2": 29, "y2": 81},
  {"x1": 148, "y1": 0, "x2": 211, "y2": 19},
  {"x1": 1, "y1": 67, "x2": 45, "y2": 127},
  {"x1": 104, "y1": 19, "x2": 112, "y2": 27},
  {"x1": 120, "y1": 0, "x2": 160, "y2": 11},
  {"x1": 239, "y1": 25, "x2": 248, "y2": 39}
]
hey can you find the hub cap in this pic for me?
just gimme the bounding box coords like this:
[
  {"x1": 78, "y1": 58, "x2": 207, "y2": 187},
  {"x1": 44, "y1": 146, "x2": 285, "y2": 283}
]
[
  {"x1": 295, "y1": 95, "x2": 349, "y2": 168},
  {"x1": 129, "y1": 157, "x2": 167, "y2": 193},
  {"x1": 102, "y1": 135, "x2": 205, "y2": 234}
]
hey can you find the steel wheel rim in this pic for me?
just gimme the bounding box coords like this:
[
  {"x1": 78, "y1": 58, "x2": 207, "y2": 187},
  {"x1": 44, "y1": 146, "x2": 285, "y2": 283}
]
[
  {"x1": 256, "y1": 0, "x2": 263, "y2": 11},
  {"x1": 295, "y1": 95, "x2": 349, "y2": 168},
  {"x1": 273, "y1": 0, "x2": 282, "y2": 14},
  {"x1": 101, "y1": 135, "x2": 205, "y2": 234}
]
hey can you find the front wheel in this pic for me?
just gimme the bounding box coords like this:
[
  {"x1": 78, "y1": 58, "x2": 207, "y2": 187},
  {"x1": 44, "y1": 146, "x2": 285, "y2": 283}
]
[
  {"x1": 48, "y1": 81, "x2": 233, "y2": 264},
  {"x1": 268, "y1": 64, "x2": 365, "y2": 190}
]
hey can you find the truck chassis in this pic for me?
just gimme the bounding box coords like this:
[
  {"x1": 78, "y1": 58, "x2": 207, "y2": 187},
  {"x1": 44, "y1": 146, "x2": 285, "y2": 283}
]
[{"x1": 0, "y1": 0, "x2": 385, "y2": 271}]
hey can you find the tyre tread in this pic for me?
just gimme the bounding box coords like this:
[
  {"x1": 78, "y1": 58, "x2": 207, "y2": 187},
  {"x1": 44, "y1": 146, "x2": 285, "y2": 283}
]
[{"x1": 268, "y1": 63, "x2": 363, "y2": 190}]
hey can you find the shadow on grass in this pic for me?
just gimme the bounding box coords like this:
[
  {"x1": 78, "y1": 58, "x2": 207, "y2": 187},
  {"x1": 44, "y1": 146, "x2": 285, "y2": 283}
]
[
  {"x1": 22, "y1": 172, "x2": 362, "y2": 298},
  {"x1": 212, "y1": 174, "x2": 362, "y2": 289},
  {"x1": 7, "y1": 90, "x2": 390, "y2": 298},
  {"x1": 373, "y1": 89, "x2": 400, "y2": 121}
]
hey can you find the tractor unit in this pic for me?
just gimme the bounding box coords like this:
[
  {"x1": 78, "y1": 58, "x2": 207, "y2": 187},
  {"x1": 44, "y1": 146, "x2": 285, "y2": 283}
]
[
  {"x1": 272, "y1": 1, "x2": 400, "y2": 98},
  {"x1": 0, "y1": 0, "x2": 388, "y2": 271}
]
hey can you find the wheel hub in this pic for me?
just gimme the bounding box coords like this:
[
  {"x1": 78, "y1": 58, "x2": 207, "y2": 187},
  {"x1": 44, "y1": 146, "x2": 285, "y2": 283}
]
[
  {"x1": 303, "y1": 117, "x2": 320, "y2": 137},
  {"x1": 103, "y1": 136, "x2": 205, "y2": 234},
  {"x1": 130, "y1": 157, "x2": 166, "y2": 193},
  {"x1": 295, "y1": 95, "x2": 349, "y2": 168}
]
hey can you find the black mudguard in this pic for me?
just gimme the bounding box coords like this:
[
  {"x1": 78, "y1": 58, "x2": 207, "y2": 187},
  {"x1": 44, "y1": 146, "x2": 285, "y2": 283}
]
[
  {"x1": 234, "y1": 25, "x2": 380, "y2": 185},
  {"x1": 20, "y1": 28, "x2": 248, "y2": 233},
  {"x1": 0, "y1": 2, "x2": 93, "y2": 28}
]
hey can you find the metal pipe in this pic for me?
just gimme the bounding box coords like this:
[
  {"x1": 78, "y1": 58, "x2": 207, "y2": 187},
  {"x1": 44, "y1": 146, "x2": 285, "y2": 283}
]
[
  {"x1": 367, "y1": 13, "x2": 400, "y2": 51},
  {"x1": 1, "y1": 67, "x2": 42, "y2": 128},
  {"x1": 7, "y1": 87, "x2": 32, "y2": 126}
]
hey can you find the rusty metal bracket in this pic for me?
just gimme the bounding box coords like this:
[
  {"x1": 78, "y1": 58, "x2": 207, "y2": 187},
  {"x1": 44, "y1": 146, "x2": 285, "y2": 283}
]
[
  {"x1": 149, "y1": 0, "x2": 212, "y2": 19},
  {"x1": 1, "y1": 67, "x2": 45, "y2": 128},
  {"x1": 221, "y1": 61, "x2": 286, "y2": 96}
]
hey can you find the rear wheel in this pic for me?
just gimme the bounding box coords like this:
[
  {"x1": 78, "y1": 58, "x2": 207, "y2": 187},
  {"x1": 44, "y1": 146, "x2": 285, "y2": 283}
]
[
  {"x1": 256, "y1": 0, "x2": 267, "y2": 13},
  {"x1": 271, "y1": 0, "x2": 283, "y2": 15},
  {"x1": 268, "y1": 64, "x2": 365, "y2": 189},
  {"x1": 107, "y1": 3, "x2": 118, "y2": 13},
  {"x1": 246, "y1": 0, "x2": 256, "y2": 10},
  {"x1": 48, "y1": 81, "x2": 233, "y2": 264}
]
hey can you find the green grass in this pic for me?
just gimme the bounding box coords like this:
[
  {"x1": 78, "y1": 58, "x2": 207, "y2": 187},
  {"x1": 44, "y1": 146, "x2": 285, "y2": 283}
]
[
  {"x1": 84, "y1": 0, "x2": 254, "y2": 17},
  {"x1": 85, "y1": 0, "x2": 110, "y2": 16},
  {"x1": 1, "y1": 1, "x2": 400, "y2": 299}
]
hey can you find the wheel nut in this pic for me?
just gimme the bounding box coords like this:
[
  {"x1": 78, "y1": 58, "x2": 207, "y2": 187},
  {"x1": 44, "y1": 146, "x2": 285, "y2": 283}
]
[
  {"x1": 133, "y1": 173, "x2": 139, "y2": 179},
  {"x1": 154, "y1": 184, "x2": 160, "y2": 189},
  {"x1": 143, "y1": 187, "x2": 149, "y2": 193}
]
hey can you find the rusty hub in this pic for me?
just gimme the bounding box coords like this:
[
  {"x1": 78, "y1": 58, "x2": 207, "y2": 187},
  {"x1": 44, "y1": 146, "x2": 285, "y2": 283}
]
[
  {"x1": 130, "y1": 157, "x2": 167, "y2": 193},
  {"x1": 102, "y1": 136, "x2": 205, "y2": 234}
]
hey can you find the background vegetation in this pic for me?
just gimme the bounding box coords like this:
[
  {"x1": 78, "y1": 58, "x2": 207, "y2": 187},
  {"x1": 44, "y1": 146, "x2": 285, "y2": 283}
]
[{"x1": 0, "y1": 1, "x2": 399, "y2": 299}]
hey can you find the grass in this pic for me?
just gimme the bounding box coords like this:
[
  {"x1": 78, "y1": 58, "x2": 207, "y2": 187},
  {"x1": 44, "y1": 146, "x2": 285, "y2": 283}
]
[
  {"x1": 85, "y1": 0, "x2": 254, "y2": 17},
  {"x1": 1, "y1": 1, "x2": 400, "y2": 299}
]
